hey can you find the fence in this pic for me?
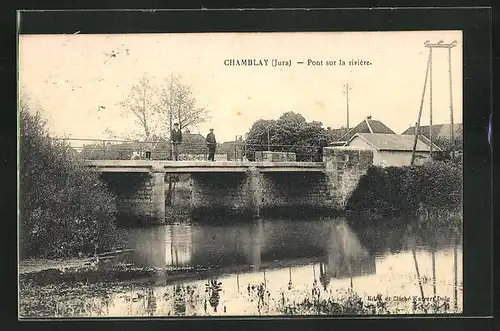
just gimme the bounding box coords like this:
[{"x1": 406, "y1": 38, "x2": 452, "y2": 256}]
[{"x1": 51, "y1": 138, "x2": 325, "y2": 162}]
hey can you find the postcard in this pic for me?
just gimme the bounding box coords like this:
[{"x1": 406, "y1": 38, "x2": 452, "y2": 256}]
[{"x1": 18, "y1": 29, "x2": 463, "y2": 318}]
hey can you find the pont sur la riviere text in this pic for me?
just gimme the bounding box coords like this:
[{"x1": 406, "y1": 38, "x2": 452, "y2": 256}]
[{"x1": 222, "y1": 58, "x2": 372, "y2": 67}]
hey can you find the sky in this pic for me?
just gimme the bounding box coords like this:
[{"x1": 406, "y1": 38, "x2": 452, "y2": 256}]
[{"x1": 19, "y1": 31, "x2": 462, "y2": 143}]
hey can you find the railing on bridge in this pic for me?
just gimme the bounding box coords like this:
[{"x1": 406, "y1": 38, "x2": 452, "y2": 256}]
[{"x1": 51, "y1": 138, "x2": 326, "y2": 162}]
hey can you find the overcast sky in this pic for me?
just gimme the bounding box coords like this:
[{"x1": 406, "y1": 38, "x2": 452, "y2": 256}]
[{"x1": 19, "y1": 31, "x2": 462, "y2": 143}]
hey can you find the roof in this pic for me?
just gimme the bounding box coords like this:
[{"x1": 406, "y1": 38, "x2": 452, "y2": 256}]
[
  {"x1": 219, "y1": 140, "x2": 245, "y2": 154},
  {"x1": 178, "y1": 133, "x2": 206, "y2": 153},
  {"x1": 328, "y1": 117, "x2": 395, "y2": 144},
  {"x1": 401, "y1": 123, "x2": 463, "y2": 138},
  {"x1": 347, "y1": 133, "x2": 442, "y2": 152}
]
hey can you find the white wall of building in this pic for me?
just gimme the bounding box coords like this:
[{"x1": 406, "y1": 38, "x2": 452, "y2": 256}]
[{"x1": 347, "y1": 137, "x2": 430, "y2": 167}]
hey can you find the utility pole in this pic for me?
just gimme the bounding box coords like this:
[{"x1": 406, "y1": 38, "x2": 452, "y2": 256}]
[
  {"x1": 429, "y1": 47, "x2": 434, "y2": 159},
  {"x1": 411, "y1": 47, "x2": 432, "y2": 165},
  {"x1": 267, "y1": 126, "x2": 270, "y2": 151},
  {"x1": 343, "y1": 83, "x2": 352, "y2": 135},
  {"x1": 447, "y1": 41, "x2": 458, "y2": 161},
  {"x1": 167, "y1": 75, "x2": 174, "y2": 205},
  {"x1": 424, "y1": 40, "x2": 458, "y2": 161},
  {"x1": 169, "y1": 75, "x2": 174, "y2": 160}
]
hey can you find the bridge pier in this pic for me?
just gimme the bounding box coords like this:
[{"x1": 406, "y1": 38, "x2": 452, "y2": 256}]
[
  {"x1": 246, "y1": 167, "x2": 263, "y2": 218},
  {"x1": 152, "y1": 171, "x2": 166, "y2": 222},
  {"x1": 101, "y1": 171, "x2": 166, "y2": 225},
  {"x1": 249, "y1": 218, "x2": 263, "y2": 269}
]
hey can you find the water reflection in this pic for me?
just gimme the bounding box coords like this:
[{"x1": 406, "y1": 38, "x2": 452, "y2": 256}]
[
  {"x1": 173, "y1": 284, "x2": 186, "y2": 315},
  {"x1": 127, "y1": 218, "x2": 377, "y2": 275},
  {"x1": 205, "y1": 280, "x2": 223, "y2": 313},
  {"x1": 19, "y1": 215, "x2": 463, "y2": 317},
  {"x1": 121, "y1": 216, "x2": 461, "y2": 315},
  {"x1": 319, "y1": 221, "x2": 376, "y2": 288}
]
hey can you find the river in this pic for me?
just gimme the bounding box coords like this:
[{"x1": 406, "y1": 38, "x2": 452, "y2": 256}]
[{"x1": 19, "y1": 215, "x2": 462, "y2": 317}]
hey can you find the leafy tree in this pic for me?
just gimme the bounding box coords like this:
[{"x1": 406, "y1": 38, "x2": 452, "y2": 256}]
[
  {"x1": 245, "y1": 119, "x2": 277, "y2": 152},
  {"x1": 19, "y1": 96, "x2": 121, "y2": 259},
  {"x1": 245, "y1": 112, "x2": 327, "y2": 161}
]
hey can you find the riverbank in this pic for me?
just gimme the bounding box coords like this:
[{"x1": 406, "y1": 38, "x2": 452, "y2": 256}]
[
  {"x1": 19, "y1": 257, "x2": 96, "y2": 275},
  {"x1": 20, "y1": 283, "x2": 461, "y2": 318},
  {"x1": 19, "y1": 249, "x2": 135, "y2": 276}
]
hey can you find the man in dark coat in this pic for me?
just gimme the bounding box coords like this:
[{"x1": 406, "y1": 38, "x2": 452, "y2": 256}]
[
  {"x1": 171, "y1": 122, "x2": 182, "y2": 161},
  {"x1": 206, "y1": 128, "x2": 217, "y2": 161}
]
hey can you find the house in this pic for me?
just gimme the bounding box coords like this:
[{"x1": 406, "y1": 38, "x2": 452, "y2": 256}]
[
  {"x1": 220, "y1": 139, "x2": 246, "y2": 161},
  {"x1": 401, "y1": 123, "x2": 463, "y2": 153},
  {"x1": 177, "y1": 133, "x2": 207, "y2": 155},
  {"x1": 328, "y1": 116, "x2": 395, "y2": 145},
  {"x1": 344, "y1": 133, "x2": 442, "y2": 167},
  {"x1": 177, "y1": 133, "x2": 228, "y2": 161},
  {"x1": 401, "y1": 123, "x2": 463, "y2": 140}
]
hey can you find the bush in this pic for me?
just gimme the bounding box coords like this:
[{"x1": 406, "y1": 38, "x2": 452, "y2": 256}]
[
  {"x1": 19, "y1": 100, "x2": 123, "y2": 259},
  {"x1": 346, "y1": 161, "x2": 462, "y2": 218}
]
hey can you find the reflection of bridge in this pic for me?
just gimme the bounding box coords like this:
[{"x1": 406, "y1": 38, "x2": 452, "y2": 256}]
[
  {"x1": 85, "y1": 147, "x2": 374, "y2": 224},
  {"x1": 129, "y1": 219, "x2": 377, "y2": 285}
]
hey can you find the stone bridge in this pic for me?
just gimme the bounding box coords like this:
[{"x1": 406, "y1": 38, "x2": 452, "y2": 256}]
[{"x1": 85, "y1": 147, "x2": 373, "y2": 224}]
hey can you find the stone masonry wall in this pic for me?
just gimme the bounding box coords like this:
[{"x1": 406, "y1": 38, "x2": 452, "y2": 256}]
[
  {"x1": 190, "y1": 170, "x2": 334, "y2": 217},
  {"x1": 323, "y1": 147, "x2": 374, "y2": 210},
  {"x1": 102, "y1": 172, "x2": 160, "y2": 224},
  {"x1": 260, "y1": 172, "x2": 331, "y2": 209},
  {"x1": 190, "y1": 172, "x2": 253, "y2": 214}
]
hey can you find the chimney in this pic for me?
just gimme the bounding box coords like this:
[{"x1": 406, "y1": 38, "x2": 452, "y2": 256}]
[{"x1": 366, "y1": 115, "x2": 372, "y2": 120}]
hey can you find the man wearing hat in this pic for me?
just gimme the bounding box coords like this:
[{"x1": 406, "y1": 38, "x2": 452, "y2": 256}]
[
  {"x1": 206, "y1": 128, "x2": 217, "y2": 161},
  {"x1": 171, "y1": 122, "x2": 182, "y2": 161}
]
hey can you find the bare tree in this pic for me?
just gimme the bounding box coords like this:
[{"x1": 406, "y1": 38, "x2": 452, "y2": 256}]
[
  {"x1": 118, "y1": 74, "x2": 210, "y2": 141},
  {"x1": 159, "y1": 74, "x2": 211, "y2": 132},
  {"x1": 157, "y1": 74, "x2": 211, "y2": 204},
  {"x1": 118, "y1": 75, "x2": 162, "y2": 140}
]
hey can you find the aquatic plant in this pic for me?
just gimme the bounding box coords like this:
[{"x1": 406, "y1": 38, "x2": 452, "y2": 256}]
[
  {"x1": 277, "y1": 290, "x2": 457, "y2": 316},
  {"x1": 246, "y1": 282, "x2": 271, "y2": 315},
  {"x1": 205, "y1": 279, "x2": 222, "y2": 313}
]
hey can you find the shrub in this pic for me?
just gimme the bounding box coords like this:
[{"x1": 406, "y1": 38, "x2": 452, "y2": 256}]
[
  {"x1": 19, "y1": 99, "x2": 123, "y2": 259},
  {"x1": 346, "y1": 161, "x2": 462, "y2": 218}
]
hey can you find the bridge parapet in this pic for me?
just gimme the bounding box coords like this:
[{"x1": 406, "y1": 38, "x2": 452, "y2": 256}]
[{"x1": 85, "y1": 160, "x2": 325, "y2": 173}]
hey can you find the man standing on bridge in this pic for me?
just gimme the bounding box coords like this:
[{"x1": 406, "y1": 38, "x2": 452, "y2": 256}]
[
  {"x1": 171, "y1": 122, "x2": 182, "y2": 161},
  {"x1": 206, "y1": 128, "x2": 217, "y2": 161}
]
